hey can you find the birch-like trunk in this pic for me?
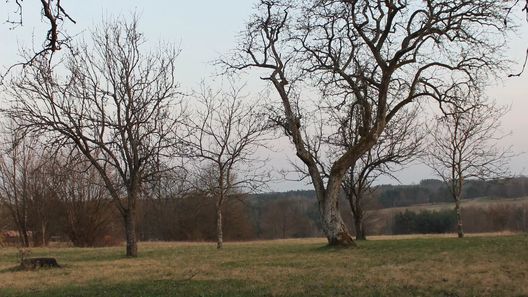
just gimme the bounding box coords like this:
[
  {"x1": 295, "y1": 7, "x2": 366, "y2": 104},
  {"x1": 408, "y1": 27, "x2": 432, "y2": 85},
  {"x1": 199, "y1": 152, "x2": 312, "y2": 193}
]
[
  {"x1": 454, "y1": 198, "x2": 464, "y2": 238},
  {"x1": 216, "y1": 205, "x2": 223, "y2": 249}
]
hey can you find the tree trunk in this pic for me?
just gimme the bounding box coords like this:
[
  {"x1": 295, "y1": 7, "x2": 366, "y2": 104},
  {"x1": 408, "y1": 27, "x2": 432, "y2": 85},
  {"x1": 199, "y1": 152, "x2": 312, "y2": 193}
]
[
  {"x1": 41, "y1": 223, "x2": 46, "y2": 247},
  {"x1": 454, "y1": 199, "x2": 464, "y2": 238},
  {"x1": 216, "y1": 205, "x2": 223, "y2": 249},
  {"x1": 348, "y1": 188, "x2": 366, "y2": 241},
  {"x1": 354, "y1": 214, "x2": 366, "y2": 241},
  {"x1": 18, "y1": 225, "x2": 30, "y2": 248},
  {"x1": 322, "y1": 180, "x2": 356, "y2": 247},
  {"x1": 124, "y1": 209, "x2": 138, "y2": 257}
]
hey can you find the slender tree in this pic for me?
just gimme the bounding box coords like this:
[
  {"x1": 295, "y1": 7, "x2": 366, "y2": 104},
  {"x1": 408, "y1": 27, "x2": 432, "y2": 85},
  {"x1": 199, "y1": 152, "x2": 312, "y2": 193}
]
[
  {"x1": 425, "y1": 100, "x2": 510, "y2": 238},
  {"x1": 227, "y1": 0, "x2": 511, "y2": 246},
  {"x1": 0, "y1": 130, "x2": 38, "y2": 247},
  {"x1": 185, "y1": 82, "x2": 269, "y2": 249},
  {"x1": 3, "y1": 17, "x2": 183, "y2": 257}
]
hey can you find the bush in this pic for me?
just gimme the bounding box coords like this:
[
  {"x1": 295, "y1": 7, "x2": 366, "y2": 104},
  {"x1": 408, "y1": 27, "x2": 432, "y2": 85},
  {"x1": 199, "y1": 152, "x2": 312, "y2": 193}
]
[{"x1": 393, "y1": 209, "x2": 456, "y2": 234}]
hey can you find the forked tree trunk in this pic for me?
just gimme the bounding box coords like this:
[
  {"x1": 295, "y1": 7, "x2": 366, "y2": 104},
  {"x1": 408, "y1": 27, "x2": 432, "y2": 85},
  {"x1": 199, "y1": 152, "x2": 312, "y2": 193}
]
[
  {"x1": 216, "y1": 205, "x2": 223, "y2": 249},
  {"x1": 124, "y1": 209, "x2": 138, "y2": 257},
  {"x1": 322, "y1": 180, "x2": 356, "y2": 247},
  {"x1": 454, "y1": 199, "x2": 464, "y2": 238}
]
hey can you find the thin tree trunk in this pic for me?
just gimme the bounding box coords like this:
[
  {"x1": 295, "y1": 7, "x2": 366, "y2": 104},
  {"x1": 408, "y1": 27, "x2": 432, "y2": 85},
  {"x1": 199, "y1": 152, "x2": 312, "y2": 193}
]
[
  {"x1": 124, "y1": 209, "x2": 138, "y2": 257},
  {"x1": 13, "y1": 210, "x2": 30, "y2": 247},
  {"x1": 348, "y1": 188, "x2": 367, "y2": 241},
  {"x1": 216, "y1": 205, "x2": 223, "y2": 249},
  {"x1": 41, "y1": 223, "x2": 46, "y2": 247},
  {"x1": 322, "y1": 180, "x2": 356, "y2": 247},
  {"x1": 354, "y1": 214, "x2": 366, "y2": 241},
  {"x1": 21, "y1": 220, "x2": 30, "y2": 247},
  {"x1": 455, "y1": 198, "x2": 464, "y2": 238},
  {"x1": 17, "y1": 225, "x2": 30, "y2": 247}
]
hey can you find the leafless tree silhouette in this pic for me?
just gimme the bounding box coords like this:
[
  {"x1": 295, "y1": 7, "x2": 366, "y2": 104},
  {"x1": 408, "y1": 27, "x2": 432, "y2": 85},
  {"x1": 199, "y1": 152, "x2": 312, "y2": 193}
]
[
  {"x1": 184, "y1": 82, "x2": 269, "y2": 249},
  {"x1": 3, "y1": 17, "x2": 183, "y2": 257},
  {"x1": 226, "y1": 0, "x2": 511, "y2": 246},
  {"x1": 425, "y1": 100, "x2": 511, "y2": 238}
]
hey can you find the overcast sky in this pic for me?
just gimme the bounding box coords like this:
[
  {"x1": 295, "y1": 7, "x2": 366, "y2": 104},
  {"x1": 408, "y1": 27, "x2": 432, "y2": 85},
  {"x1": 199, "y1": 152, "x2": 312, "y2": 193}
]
[{"x1": 1, "y1": 1, "x2": 527, "y2": 191}]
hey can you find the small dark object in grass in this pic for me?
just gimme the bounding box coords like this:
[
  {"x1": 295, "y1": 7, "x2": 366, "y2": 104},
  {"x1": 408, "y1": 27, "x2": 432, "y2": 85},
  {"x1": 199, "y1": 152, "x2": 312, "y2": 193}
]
[{"x1": 20, "y1": 258, "x2": 61, "y2": 270}]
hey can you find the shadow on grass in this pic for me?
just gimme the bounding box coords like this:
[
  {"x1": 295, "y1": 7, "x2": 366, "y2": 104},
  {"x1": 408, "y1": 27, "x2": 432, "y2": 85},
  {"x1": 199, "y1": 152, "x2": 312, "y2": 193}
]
[
  {"x1": 311, "y1": 243, "x2": 361, "y2": 253},
  {"x1": 0, "y1": 278, "x2": 459, "y2": 297},
  {"x1": 0, "y1": 264, "x2": 66, "y2": 274},
  {"x1": 0, "y1": 279, "x2": 270, "y2": 297}
]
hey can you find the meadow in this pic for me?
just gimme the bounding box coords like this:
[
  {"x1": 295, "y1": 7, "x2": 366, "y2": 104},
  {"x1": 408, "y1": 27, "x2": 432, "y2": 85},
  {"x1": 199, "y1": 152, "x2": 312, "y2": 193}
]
[{"x1": 0, "y1": 234, "x2": 527, "y2": 297}]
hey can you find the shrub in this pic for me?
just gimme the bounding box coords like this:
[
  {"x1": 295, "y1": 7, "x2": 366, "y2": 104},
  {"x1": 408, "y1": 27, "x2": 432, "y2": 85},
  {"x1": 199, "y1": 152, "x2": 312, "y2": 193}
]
[{"x1": 393, "y1": 209, "x2": 456, "y2": 234}]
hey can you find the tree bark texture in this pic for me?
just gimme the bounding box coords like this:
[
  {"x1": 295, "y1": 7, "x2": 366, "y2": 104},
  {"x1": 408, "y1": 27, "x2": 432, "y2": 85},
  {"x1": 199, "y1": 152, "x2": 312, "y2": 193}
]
[
  {"x1": 455, "y1": 199, "x2": 464, "y2": 238},
  {"x1": 124, "y1": 209, "x2": 138, "y2": 257},
  {"x1": 216, "y1": 206, "x2": 223, "y2": 249},
  {"x1": 321, "y1": 180, "x2": 356, "y2": 247}
]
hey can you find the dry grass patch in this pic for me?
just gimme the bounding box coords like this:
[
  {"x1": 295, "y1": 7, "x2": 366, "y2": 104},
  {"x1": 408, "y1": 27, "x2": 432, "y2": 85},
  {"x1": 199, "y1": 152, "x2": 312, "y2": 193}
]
[{"x1": 0, "y1": 235, "x2": 527, "y2": 297}]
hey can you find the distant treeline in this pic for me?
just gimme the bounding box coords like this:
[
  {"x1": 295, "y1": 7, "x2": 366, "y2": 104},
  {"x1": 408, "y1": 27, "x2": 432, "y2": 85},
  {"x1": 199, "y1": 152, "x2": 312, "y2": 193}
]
[
  {"x1": 2, "y1": 177, "x2": 528, "y2": 247},
  {"x1": 376, "y1": 177, "x2": 528, "y2": 208},
  {"x1": 254, "y1": 177, "x2": 528, "y2": 209}
]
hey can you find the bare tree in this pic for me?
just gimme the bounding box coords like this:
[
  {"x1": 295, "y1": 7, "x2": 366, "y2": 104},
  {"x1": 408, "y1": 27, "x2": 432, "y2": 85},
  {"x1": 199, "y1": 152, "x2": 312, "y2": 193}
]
[
  {"x1": 3, "y1": 17, "x2": 183, "y2": 257},
  {"x1": 51, "y1": 153, "x2": 113, "y2": 247},
  {"x1": 25, "y1": 154, "x2": 58, "y2": 246},
  {"x1": 0, "y1": 129, "x2": 38, "y2": 247},
  {"x1": 339, "y1": 108, "x2": 423, "y2": 240},
  {"x1": 226, "y1": 0, "x2": 510, "y2": 246},
  {"x1": 425, "y1": 100, "x2": 510, "y2": 238},
  {"x1": 185, "y1": 82, "x2": 269, "y2": 249}
]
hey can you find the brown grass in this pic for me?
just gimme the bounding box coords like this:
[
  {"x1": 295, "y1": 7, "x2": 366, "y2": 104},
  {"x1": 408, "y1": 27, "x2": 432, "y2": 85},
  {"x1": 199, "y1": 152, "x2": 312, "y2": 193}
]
[{"x1": 0, "y1": 235, "x2": 527, "y2": 296}]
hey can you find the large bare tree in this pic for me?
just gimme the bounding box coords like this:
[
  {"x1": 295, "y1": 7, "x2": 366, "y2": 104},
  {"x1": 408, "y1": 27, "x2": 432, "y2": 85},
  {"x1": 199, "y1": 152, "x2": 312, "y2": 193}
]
[
  {"x1": 425, "y1": 100, "x2": 510, "y2": 238},
  {"x1": 227, "y1": 0, "x2": 511, "y2": 246},
  {"x1": 185, "y1": 82, "x2": 269, "y2": 249},
  {"x1": 3, "y1": 17, "x2": 183, "y2": 257}
]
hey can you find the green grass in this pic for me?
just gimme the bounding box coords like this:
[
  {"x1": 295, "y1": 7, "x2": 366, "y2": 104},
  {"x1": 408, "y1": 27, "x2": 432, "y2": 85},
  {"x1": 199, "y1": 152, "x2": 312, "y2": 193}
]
[{"x1": 0, "y1": 235, "x2": 527, "y2": 297}]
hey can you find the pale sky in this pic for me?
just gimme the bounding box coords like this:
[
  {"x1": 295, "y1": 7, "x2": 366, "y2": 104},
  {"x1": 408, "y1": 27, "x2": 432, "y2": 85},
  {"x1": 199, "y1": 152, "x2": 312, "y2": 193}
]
[{"x1": 1, "y1": 1, "x2": 527, "y2": 191}]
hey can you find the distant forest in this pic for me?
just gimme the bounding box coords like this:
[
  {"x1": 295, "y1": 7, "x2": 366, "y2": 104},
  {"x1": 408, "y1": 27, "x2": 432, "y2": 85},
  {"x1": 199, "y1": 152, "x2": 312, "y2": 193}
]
[
  {"x1": 256, "y1": 176, "x2": 528, "y2": 208},
  {"x1": 2, "y1": 177, "x2": 527, "y2": 246}
]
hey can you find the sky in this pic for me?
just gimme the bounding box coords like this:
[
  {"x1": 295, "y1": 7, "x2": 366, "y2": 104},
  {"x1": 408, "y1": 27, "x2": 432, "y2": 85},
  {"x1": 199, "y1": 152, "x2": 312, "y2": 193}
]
[{"x1": 1, "y1": 1, "x2": 527, "y2": 192}]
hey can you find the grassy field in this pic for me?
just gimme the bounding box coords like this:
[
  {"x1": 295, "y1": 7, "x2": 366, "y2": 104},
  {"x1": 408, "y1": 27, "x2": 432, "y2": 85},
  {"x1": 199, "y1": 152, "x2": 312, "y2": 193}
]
[{"x1": 0, "y1": 235, "x2": 527, "y2": 297}]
